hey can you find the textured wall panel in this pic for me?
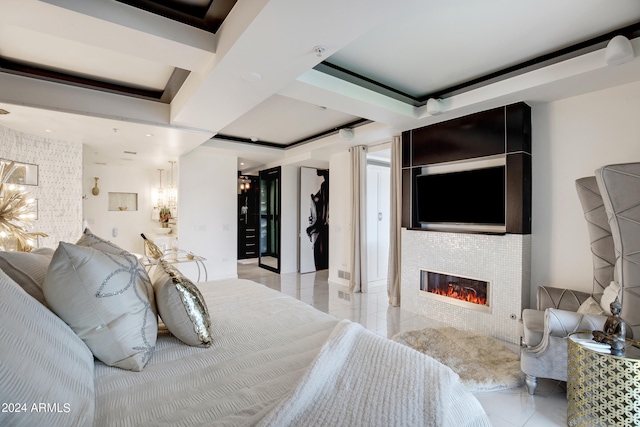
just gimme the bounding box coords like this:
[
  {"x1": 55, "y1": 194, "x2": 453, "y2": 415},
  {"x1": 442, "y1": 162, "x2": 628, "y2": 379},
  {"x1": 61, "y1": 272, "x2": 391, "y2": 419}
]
[
  {"x1": 0, "y1": 125, "x2": 83, "y2": 248},
  {"x1": 402, "y1": 229, "x2": 531, "y2": 344}
]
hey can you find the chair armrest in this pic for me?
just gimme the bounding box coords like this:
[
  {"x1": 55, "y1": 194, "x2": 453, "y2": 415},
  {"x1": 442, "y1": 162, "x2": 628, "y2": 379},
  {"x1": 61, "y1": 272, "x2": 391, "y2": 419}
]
[
  {"x1": 545, "y1": 308, "x2": 606, "y2": 338},
  {"x1": 537, "y1": 286, "x2": 592, "y2": 311},
  {"x1": 524, "y1": 308, "x2": 607, "y2": 356}
]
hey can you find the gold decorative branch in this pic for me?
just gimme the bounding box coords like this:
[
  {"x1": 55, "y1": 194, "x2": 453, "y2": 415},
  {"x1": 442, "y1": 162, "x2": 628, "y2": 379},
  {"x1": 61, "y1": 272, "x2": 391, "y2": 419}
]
[{"x1": 0, "y1": 161, "x2": 47, "y2": 251}]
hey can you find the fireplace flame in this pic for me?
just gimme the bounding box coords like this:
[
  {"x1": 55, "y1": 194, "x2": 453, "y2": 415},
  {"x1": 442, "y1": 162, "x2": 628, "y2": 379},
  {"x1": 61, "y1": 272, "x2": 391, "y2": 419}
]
[{"x1": 430, "y1": 283, "x2": 487, "y2": 306}]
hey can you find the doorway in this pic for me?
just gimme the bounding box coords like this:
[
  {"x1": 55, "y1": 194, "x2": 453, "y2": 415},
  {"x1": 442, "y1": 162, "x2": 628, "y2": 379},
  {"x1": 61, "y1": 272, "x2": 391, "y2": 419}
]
[
  {"x1": 366, "y1": 150, "x2": 391, "y2": 289},
  {"x1": 259, "y1": 166, "x2": 281, "y2": 273},
  {"x1": 299, "y1": 167, "x2": 329, "y2": 274}
]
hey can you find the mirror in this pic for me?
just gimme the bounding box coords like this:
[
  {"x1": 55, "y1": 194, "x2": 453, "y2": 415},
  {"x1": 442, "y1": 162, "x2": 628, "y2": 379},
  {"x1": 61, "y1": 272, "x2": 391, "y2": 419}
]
[
  {"x1": 259, "y1": 166, "x2": 280, "y2": 273},
  {"x1": 1, "y1": 159, "x2": 38, "y2": 186}
]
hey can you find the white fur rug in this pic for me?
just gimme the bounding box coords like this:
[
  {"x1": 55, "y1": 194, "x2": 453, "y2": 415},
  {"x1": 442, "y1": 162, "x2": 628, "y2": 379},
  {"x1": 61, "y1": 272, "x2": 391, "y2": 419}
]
[{"x1": 392, "y1": 327, "x2": 523, "y2": 392}]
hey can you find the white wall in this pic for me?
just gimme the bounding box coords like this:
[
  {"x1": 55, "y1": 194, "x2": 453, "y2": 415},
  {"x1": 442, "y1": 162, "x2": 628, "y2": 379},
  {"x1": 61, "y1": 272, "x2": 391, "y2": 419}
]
[
  {"x1": 280, "y1": 165, "x2": 298, "y2": 274},
  {"x1": 83, "y1": 163, "x2": 160, "y2": 253},
  {"x1": 328, "y1": 151, "x2": 351, "y2": 286},
  {"x1": 531, "y1": 79, "x2": 640, "y2": 302},
  {"x1": 178, "y1": 146, "x2": 237, "y2": 281}
]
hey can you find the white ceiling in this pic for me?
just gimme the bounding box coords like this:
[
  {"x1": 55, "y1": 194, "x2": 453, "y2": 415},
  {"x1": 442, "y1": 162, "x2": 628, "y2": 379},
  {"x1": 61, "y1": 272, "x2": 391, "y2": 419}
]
[
  {"x1": 327, "y1": 1, "x2": 640, "y2": 98},
  {"x1": 0, "y1": 0, "x2": 639, "y2": 172}
]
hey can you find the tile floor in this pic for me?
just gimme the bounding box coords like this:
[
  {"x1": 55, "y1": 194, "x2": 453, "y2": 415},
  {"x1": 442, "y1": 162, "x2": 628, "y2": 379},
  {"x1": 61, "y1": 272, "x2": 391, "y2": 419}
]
[{"x1": 237, "y1": 261, "x2": 568, "y2": 426}]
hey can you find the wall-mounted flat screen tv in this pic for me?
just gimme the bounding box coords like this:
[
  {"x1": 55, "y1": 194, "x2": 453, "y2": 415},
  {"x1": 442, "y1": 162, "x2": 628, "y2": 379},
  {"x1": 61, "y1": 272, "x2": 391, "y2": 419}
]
[{"x1": 415, "y1": 161, "x2": 506, "y2": 233}]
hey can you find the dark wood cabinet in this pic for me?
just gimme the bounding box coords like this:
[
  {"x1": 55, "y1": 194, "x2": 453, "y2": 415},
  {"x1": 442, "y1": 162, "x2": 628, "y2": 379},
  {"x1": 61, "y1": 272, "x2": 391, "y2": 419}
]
[
  {"x1": 238, "y1": 176, "x2": 260, "y2": 260},
  {"x1": 401, "y1": 102, "x2": 532, "y2": 234}
]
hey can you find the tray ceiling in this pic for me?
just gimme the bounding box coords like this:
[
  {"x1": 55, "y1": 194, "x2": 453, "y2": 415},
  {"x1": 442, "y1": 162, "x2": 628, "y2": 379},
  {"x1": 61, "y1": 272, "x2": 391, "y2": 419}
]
[{"x1": 0, "y1": 0, "x2": 639, "y2": 169}]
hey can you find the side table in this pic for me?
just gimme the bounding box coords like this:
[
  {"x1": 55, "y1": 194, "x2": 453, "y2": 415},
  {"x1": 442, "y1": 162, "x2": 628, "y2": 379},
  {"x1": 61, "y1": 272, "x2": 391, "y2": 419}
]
[
  {"x1": 567, "y1": 332, "x2": 640, "y2": 426},
  {"x1": 141, "y1": 250, "x2": 208, "y2": 282}
]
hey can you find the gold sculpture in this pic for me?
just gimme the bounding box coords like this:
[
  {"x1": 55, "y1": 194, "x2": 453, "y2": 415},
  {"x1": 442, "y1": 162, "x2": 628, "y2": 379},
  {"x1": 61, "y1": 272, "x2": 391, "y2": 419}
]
[{"x1": 0, "y1": 161, "x2": 47, "y2": 251}]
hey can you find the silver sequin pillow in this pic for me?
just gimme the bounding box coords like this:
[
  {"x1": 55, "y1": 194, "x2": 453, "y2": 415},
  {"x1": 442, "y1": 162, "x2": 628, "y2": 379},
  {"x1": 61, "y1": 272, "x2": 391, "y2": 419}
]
[
  {"x1": 43, "y1": 242, "x2": 158, "y2": 371},
  {"x1": 150, "y1": 259, "x2": 213, "y2": 347}
]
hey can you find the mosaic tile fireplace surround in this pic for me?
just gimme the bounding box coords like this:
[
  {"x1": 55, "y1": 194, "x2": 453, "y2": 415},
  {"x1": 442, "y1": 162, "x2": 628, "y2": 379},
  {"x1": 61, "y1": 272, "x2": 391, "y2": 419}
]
[{"x1": 401, "y1": 229, "x2": 531, "y2": 344}]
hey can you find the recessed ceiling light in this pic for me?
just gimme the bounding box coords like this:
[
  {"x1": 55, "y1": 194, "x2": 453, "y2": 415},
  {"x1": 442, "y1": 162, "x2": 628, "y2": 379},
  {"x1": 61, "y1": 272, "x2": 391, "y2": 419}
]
[
  {"x1": 313, "y1": 45, "x2": 327, "y2": 57},
  {"x1": 145, "y1": 133, "x2": 153, "y2": 137},
  {"x1": 240, "y1": 162, "x2": 245, "y2": 166},
  {"x1": 45, "y1": 129, "x2": 53, "y2": 133},
  {"x1": 0, "y1": 108, "x2": 10, "y2": 115},
  {"x1": 242, "y1": 72, "x2": 262, "y2": 83}
]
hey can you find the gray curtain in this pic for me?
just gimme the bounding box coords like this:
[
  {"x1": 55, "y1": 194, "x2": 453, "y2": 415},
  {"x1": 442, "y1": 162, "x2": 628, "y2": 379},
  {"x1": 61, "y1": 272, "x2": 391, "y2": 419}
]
[
  {"x1": 387, "y1": 136, "x2": 402, "y2": 306},
  {"x1": 349, "y1": 146, "x2": 367, "y2": 292}
]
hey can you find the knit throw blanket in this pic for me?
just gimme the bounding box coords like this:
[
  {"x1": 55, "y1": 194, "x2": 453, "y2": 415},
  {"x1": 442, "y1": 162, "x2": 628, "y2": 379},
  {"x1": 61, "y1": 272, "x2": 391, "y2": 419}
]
[{"x1": 254, "y1": 320, "x2": 492, "y2": 427}]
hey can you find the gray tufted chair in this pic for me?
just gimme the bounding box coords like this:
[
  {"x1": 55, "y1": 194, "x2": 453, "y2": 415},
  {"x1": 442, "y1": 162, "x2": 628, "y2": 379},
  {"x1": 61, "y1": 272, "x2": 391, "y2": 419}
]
[
  {"x1": 596, "y1": 162, "x2": 640, "y2": 338},
  {"x1": 520, "y1": 163, "x2": 640, "y2": 394},
  {"x1": 576, "y1": 176, "x2": 617, "y2": 298},
  {"x1": 520, "y1": 176, "x2": 613, "y2": 394}
]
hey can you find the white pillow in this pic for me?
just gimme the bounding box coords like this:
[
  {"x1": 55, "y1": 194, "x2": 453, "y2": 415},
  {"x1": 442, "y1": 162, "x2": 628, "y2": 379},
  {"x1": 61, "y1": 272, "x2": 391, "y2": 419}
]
[
  {"x1": 150, "y1": 260, "x2": 213, "y2": 347},
  {"x1": 43, "y1": 242, "x2": 158, "y2": 371},
  {"x1": 577, "y1": 297, "x2": 606, "y2": 316},
  {"x1": 600, "y1": 281, "x2": 621, "y2": 315},
  {"x1": 0, "y1": 248, "x2": 54, "y2": 305},
  {"x1": 0, "y1": 268, "x2": 95, "y2": 427}
]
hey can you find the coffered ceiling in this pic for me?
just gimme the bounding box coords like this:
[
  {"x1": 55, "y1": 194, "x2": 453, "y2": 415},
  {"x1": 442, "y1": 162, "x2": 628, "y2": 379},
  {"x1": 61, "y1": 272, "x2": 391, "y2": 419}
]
[{"x1": 0, "y1": 0, "x2": 639, "y2": 171}]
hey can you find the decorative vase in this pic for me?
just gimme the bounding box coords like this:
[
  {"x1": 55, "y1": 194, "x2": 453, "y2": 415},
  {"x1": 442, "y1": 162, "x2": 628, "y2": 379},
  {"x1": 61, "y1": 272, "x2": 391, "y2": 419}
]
[{"x1": 141, "y1": 233, "x2": 163, "y2": 259}]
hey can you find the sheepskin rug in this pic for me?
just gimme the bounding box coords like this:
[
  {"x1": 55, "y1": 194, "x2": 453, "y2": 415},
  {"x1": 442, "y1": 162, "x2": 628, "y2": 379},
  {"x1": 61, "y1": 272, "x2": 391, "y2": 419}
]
[{"x1": 392, "y1": 327, "x2": 523, "y2": 392}]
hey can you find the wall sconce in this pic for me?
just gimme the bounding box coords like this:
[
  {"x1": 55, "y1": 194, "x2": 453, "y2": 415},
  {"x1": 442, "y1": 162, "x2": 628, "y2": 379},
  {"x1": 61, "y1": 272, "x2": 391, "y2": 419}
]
[
  {"x1": 153, "y1": 169, "x2": 164, "y2": 207},
  {"x1": 238, "y1": 176, "x2": 251, "y2": 193},
  {"x1": 92, "y1": 177, "x2": 100, "y2": 196},
  {"x1": 167, "y1": 161, "x2": 177, "y2": 210}
]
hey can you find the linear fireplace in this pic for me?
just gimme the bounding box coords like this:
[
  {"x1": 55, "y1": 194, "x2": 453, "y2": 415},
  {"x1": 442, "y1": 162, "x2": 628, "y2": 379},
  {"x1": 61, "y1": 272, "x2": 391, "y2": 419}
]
[
  {"x1": 402, "y1": 231, "x2": 530, "y2": 344},
  {"x1": 420, "y1": 269, "x2": 491, "y2": 314}
]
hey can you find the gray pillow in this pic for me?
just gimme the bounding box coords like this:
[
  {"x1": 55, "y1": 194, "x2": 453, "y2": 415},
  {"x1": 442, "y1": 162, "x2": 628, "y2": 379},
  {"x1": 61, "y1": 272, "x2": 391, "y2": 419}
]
[
  {"x1": 76, "y1": 227, "x2": 128, "y2": 255},
  {"x1": 43, "y1": 242, "x2": 158, "y2": 371},
  {"x1": 150, "y1": 259, "x2": 213, "y2": 347},
  {"x1": 0, "y1": 247, "x2": 54, "y2": 304},
  {"x1": 0, "y1": 268, "x2": 95, "y2": 427}
]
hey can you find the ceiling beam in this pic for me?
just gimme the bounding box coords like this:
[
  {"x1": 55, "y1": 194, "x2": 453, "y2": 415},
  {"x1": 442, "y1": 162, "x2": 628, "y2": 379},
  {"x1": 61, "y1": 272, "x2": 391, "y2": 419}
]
[
  {"x1": 169, "y1": 0, "x2": 414, "y2": 132},
  {"x1": 33, "y1": 0, "x2": 215, "y2": 71}
]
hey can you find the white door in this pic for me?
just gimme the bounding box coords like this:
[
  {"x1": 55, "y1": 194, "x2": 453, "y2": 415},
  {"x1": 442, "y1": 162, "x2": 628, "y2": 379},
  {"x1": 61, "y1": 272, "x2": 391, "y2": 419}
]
[{"x1": 366, "y1": 164, "x2": 390, "y2": 284}]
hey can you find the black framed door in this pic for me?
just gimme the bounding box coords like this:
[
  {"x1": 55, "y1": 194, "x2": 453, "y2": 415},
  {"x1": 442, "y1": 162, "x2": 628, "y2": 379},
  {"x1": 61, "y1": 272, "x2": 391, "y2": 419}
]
[{"x1": 259, "y1": 166, "x2": 280, "y2": 273}]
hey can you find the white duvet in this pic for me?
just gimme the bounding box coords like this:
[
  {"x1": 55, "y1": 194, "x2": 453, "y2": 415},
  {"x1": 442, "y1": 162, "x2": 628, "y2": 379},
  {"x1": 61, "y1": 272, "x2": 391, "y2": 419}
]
[{"x1": 94, "y1": 279, "x2": 490, "y2": 426}]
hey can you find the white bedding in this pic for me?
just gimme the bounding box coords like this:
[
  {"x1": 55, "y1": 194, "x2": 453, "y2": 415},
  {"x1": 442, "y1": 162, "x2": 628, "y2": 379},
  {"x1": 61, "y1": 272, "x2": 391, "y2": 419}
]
[{"x1": 94, "y1": 279, "x2": 491, "y2": 426}]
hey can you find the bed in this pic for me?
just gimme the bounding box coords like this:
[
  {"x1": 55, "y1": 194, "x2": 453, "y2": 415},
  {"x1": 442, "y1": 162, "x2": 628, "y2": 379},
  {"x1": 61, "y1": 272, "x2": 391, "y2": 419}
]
[{"x1": 0, "y1": 235, "x2": 491, "y2": 427}]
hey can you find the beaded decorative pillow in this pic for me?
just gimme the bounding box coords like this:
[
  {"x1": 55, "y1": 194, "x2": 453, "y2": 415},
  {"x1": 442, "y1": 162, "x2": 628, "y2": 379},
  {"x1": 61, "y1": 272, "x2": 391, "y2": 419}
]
[{"x1": 150, "y1": 259, "x2": 212, "y2": 348}]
